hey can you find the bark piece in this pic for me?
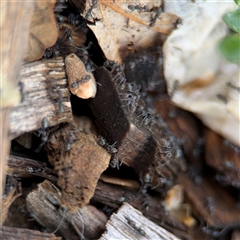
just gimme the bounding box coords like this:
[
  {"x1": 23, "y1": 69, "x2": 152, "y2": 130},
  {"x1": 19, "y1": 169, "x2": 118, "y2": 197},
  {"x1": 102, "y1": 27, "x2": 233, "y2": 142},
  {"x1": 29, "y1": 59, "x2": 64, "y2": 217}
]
[
  {"x1": 9, "y1": 57, "x2": 73, "y2": 140},
  {"x1": 0, "y1": 226, "x2": 61, "y2": 240},
  {"x1": 205, "y1": 129, "x2": 240, "y2": 188},
  {"x1": 7, "y1": 155, "x2": 57, "y2": 182},
  {"x1": 87, "y1": 67, "x2": 130, "y2": 146},
  {"x1": 45, "y1": 124, "x2": 111, "y2": 212},
  {"x1": 26, "y1": 180, "x2": 107, "y2": 240},
  {"x1": 100, "y1": 202, "x2": 180, "y2": 240},
  {"x1": 178, "y1": 173, "x2": 240, "y2": 228}
]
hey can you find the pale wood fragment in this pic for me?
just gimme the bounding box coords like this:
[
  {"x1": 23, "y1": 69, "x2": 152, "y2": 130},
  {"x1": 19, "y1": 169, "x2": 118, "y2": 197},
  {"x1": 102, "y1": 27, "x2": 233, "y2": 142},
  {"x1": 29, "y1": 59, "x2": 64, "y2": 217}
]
[
  {"x1": 100, "y1": 202, "x2": 180, "y2": 240},
  {"x1": 9, "y1": 58, "x2": 73, "y2": 140}
]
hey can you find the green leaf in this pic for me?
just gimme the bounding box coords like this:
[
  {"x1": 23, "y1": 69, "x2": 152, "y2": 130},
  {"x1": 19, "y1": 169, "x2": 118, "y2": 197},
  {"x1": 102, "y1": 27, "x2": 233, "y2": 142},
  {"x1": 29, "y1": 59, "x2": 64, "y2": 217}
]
[
  {"x1": 218, "y1": 34, "x2": 240, "y2": 63},
  {"x1": 234, "y1": 0, "x2": 240, "y2": 5},
  {"x1": 223, "y1": 10, "x2": 240, "y2": 33}
]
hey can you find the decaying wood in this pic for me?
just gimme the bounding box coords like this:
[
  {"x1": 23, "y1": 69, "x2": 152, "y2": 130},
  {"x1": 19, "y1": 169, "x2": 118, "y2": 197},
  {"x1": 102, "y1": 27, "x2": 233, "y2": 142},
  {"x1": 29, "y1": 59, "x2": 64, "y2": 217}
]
[
  {"x1": 178, "y1": 173, "x2": 240, "y2": 228},
  {"x1": 26, "y1": 180, "x2": 107, "y2": 240},
  {"x1": 1, "y1": 181, "x2": 21, "y2": 225},
  {"x1": 232, "y1": 230, "x2": 240, "y2": 240},
  {"x1": 100, "y1": 202, "x2": 180, "y2": 240},
  {"x1": 154, "y1": 97, "x2": 203, "y2": 169},
  {"x1": 1, "y1": 0, "x2": 34, "y2": 203},
  {"x1": 0, "y1": 226, "x2": 61, "y2": 240},
  {"x1": 93, "y1": 181, "x2": 188, "y2": 239},
  {"x1": 45, "y1": 123, "x2": 111, "y2": 212},
  {"x1": 205, "y1": 129, "x2": 240, "y2": 188},
  {"x1": 7, "y1": 155, "x2": 57, "y2": 182},
  {"x1": 9, "y1": 57, "x2": 73, "y2": 140}
]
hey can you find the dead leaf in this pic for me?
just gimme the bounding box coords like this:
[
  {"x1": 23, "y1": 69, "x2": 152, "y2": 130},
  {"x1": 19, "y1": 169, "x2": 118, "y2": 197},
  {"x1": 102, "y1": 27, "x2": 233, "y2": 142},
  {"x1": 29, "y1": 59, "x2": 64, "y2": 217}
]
[
  {"x1": 163, "y1": 1, "x2": 239, "y2": 147},
  {"x1": 83, "y1": 0, "x2": 179, "y2": 62},
  {"x1": 24, "y1": 0, "x2": 58, "y2": 62}
]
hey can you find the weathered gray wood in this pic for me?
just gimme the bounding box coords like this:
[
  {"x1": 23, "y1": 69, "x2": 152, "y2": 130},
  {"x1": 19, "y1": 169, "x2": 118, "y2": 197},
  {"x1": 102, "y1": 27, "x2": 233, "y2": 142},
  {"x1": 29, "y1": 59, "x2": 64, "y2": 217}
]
[
  {"x1": 100, "y1": 203, "x2": 180, "y2": 240},
  {"x1": 26, "y1": 180, "x2": 107, "y2": 240},
  {"x1": 9, "y1": 57, "x2": 73, "y2": 139}
]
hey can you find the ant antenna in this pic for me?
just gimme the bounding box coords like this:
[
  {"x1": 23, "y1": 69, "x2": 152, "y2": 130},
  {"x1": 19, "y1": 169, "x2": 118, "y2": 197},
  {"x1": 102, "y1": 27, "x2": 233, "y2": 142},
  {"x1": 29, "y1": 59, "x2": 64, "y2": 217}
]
[{"x1": 52, "y1": 207, "x2": 67, "y2": 234}]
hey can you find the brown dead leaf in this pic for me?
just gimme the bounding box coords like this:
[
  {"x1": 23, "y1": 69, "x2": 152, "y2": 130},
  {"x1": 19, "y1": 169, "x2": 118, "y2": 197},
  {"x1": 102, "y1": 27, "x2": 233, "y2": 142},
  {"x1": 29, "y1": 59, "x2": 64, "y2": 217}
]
[
  {"x1": 83, "y1": 0, "x2": 179, "y2": 62},
  {"x1": 24, "y1": 0, "x2": 58, "y2": 62}
]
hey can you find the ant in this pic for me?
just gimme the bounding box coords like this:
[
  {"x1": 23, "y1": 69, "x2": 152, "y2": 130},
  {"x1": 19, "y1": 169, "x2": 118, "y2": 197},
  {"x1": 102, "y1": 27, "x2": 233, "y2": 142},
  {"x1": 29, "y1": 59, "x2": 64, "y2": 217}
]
[
  {"x1": 97, "y1": 136, "x2": 121, "y2": 169},
  {"x1": 128, "y1": 4, "x2": 149, "y2": 13},
  {"x1": 149, "y1": 6, "x2": 162, "y2": 27},
  {"x1": 57, "y1": 90, "x2": 65, "y2": 113},
  {"x1": 35, "y1": 117, "x2": 49, "y2": 152},
  {"x1": 85, "y1": 0, "x2": 99, "y2": 24},
  {"x1": 65, "y1": 131, "x2": 77, "y2": 152},
  {"x1": 71, "y1": 75, "x2": 91, "y2": 88},
  {"x1": 125, "y1": 217, "x2": 146, "y2": 237}
]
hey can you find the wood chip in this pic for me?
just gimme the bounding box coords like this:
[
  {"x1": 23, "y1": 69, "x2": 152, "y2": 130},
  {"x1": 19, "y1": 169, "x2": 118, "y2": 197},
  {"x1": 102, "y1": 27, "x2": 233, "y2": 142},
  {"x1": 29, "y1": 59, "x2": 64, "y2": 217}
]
[
  {"x1": 45, "y1": 123, "x2": 111, "y2": 212},
  {"x1": 100, "y1": 202, "x2": 180, "y2": 240},
  {"x1": 26, "y1": 180, "x2": 107, "y2": 239},
  {"x1": 9, "y1": 57, "x2": 73, "y2": 139}
]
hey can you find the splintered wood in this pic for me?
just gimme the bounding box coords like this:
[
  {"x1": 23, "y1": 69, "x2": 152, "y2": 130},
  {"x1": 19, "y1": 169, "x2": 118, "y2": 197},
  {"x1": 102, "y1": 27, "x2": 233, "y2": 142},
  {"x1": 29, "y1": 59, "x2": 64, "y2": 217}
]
[
  {"x1": 26, "y1": 180, "x2": 107, "y2": 240},
  {"x1": 100, "y1": 203, "x2": 180, "y2": 240},
  {"x1": 45, "y1": 124, "x2": 111, "y2": 212},
  {"x1": 9, "y1": 57, "x2": 73, "y2": 139}
]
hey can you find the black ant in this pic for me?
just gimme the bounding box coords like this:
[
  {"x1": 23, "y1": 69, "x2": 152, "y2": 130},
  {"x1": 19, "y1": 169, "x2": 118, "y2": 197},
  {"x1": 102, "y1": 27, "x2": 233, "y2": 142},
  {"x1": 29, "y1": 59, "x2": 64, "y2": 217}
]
[
  {"x1": 65, "y1": 131, "x2": 76, "y2": 152},
  {"x1": 128, "y1": 4, "x2": 148, "y2": 13},
  {"x1": 71, "y1": 75, "x2": 91, "y2": 88},
  {"x1": 149, "y1": 6, "x2": 162, "y2": 27},
  {"x1": 57, "y1": 90, "x2": 65, "y2": 113},
  {"x1": 97, "y1": 136, "x2": 121, "y2": 169},
  {"x1": 125, "y1": 216, "x2": 146, "y2": 237},
  {"x1": 35, "y1": 117, "x2": 49, "y2": 152}
]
